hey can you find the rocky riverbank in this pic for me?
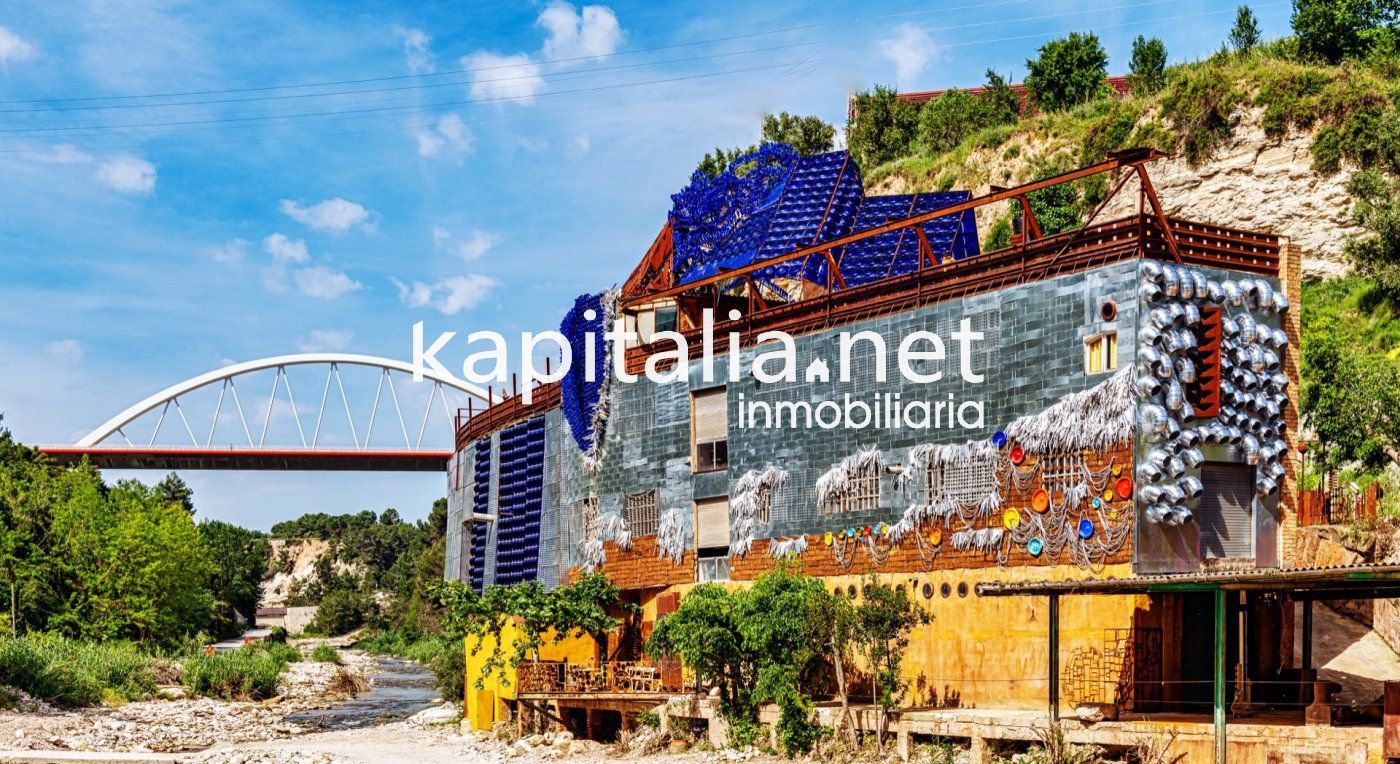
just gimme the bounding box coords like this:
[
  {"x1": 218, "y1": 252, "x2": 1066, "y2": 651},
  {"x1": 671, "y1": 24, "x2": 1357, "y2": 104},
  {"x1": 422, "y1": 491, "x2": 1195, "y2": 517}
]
[{"x1": 0, "y1": 648, "x2": 379, "y2": 755}]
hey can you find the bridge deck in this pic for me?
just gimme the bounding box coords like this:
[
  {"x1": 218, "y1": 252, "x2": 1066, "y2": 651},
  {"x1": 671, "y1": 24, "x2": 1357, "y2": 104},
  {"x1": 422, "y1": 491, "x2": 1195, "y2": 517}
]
[{"x1": 38, "y1": 446, "x2": 451, "y2": 471}]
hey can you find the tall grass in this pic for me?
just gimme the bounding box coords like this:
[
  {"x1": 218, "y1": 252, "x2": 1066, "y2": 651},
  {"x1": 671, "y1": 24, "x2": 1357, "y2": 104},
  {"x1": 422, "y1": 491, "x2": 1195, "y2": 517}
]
[
  {"x1": 310, "y1": 644, "x2": 343, "y2": 664},
  {"x1": 0, "y1": 634, "x2": 157, "y2": 706},
  {"x1": 181, "y1": 646, "x2": 286, "y2": 700}
]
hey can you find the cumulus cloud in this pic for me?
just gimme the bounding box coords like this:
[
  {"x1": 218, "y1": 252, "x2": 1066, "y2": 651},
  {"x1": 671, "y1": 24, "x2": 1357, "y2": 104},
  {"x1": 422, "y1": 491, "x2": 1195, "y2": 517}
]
[
  {"x1": 262, "y1": 233, "x2": 309, "y2": 263},
  {"x1": 414, "y1": 112, "x2": 473, "y2": 157},
  {"x1": 207, "y1": 238, "x2": 250, "y2": 263},
  {"x1": 537, "y1": 2, "x2": 622, "y2": 61},
  {"x1": 0, "y1": 26, "x2": 37, "y2": 73},
  {"x1": 95, "y1": 154, "x2": 156, "y2": 194},
  {"x1": 45, "y1": 339, "x2": 83, "y2": 363},
  {"x1": 462, "y1": 51, "x2": 545, "y2": 104},
  {"x1": 299, "y1": 329, "x2": 354, "y2": 353},
  {"x1": 396, "y1": 26, "x2": 434, "y2": 74},
  {"x1": 279, "y1": 198, "x2": 375, "y2": 233},
  {"x1": 294, "y1": 266, "x2": 363, "y2": 299},
  {"x1": 432, "y1": 226, "x2": 498, "y2": 261},
  {"x1": 879, "y1": 24, "x2": 938, "y2": 89},
  {"x1": 391, "y1": 274, "x2": 498, "y2": 315}
]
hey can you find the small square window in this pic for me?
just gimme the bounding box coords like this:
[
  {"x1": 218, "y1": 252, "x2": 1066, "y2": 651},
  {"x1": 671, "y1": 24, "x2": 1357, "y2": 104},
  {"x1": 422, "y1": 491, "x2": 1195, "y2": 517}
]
[
  {"x1": 624, "y1": 490, "x2": 659, "y2": 536},
  {"x1": 825, "y1": 459, "x2": 881, "y2": 513},
  {"x1": 1085, "y1": 332, "x2": 1118, "y2": 375}
]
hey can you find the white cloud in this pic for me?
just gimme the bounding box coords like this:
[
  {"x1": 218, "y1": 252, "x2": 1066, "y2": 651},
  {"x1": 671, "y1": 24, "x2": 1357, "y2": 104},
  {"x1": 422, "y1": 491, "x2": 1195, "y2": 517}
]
[
  {"x1": 279, "y1": 198, "x2": 375, "y2": 234},
  {"x1": 262, "y1": 233, "x2": 309, "y2": 263},
  {"x1": 432, "y1": 226, "x2": 499, "y2": 261},
  {"x1": 95, "y1": 154, "x2": 156, "y2": 195},
  {"x1": 537, "y1": 2, "x2": 622, "y2": 61},
  {"x1": 879, "y1": 24, "x2": 938, "y2": 89},
  {"x1": 572, "y1": 133, "x2": 591, "y2": 153},
  {"x1": 462, "y1": 51, "x2": 545, "y2": 104},
  {"x1": 0, "y1": 26, "x2": 37, "y2": 73},
  {"x1": 414, "y1": 112, "x2": 473, "y2": 158},
  {"x1": 396, "y1": 27, "x2": 433, "y2": 74},
  {"x1": 45, "y1": 339, "x2": 83, "y2": 364},
  {"x1": 299, "y1": 329, "x2": 354, "y2": 353},
  {"x1": 207, "y1": 238, "x2": 250, "y2": 263},
  {"x1": 391, "y1": 275, "x2": 498, "y2": 315},
  {"x1": 294, "y1": 266, "x2": 363, "y2": 299},
  {"x1": 26, "y1": 144, "x2": 92, "y2": 164}
]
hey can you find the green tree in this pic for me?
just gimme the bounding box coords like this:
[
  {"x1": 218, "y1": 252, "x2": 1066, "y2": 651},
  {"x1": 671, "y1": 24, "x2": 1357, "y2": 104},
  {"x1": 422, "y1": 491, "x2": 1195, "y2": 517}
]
[
  {"x1": 854, "y1": 578, "x2": 929, "y2": 753},
  {"x1": 1129, "y1": 36, "x2": 1168, "y2": 94},
  {"x1": 309, "y1": 586, "x2": 376, "y2": 635},
  {"x1": 1346, "y1": 171, "x2": 1400, "y2": 293},
  {"x1": 846, "y1": 84, "x2": 923, "y2": 167},
  {"x1": 646, "y1": 583, "x2": 758, "y2": 735},
  {"x1": 1024, "y1": 32, "x2": 1109, "y2": 112},
  {"x1": 916, "y1": 70, "x2": 1024, "y2": 155},
  {"x1": 1230, "y1": 5, "x2": 1262, "y2": 52},
  {"x1": 155, "y1": 473, "x2": 194, "y2": 514},
  {"x1": 760, "y1": 112, "x2": 836, "y2": 156},
  {"x1": 200, "y1": 519, "x2": 270, "y2": 637},
  {"x1": 1292, "y1": 0, "x2": 1400, "y2": 63}
]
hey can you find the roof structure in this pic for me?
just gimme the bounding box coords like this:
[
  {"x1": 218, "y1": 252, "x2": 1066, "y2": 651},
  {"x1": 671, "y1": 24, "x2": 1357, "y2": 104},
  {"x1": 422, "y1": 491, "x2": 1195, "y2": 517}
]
[
  {"x1": 668, "y1": 147, "x2": 978, "y2": 298},
  {"x1": 976, "y1": 563, "x2": 1400, "y2": 598}
]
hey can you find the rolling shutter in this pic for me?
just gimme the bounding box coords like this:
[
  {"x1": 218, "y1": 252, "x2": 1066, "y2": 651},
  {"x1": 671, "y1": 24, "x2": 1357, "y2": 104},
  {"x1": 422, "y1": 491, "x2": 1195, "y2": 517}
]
[
  {"x1": 1198, "y1": 462, "x2": 1255, "y2": 559},
  {"x1": 692, "y1": 388, "x2": 728, "y2": 445},
  {"x1": 695, "y1": 497, "x2": 730, "y2": 550}
]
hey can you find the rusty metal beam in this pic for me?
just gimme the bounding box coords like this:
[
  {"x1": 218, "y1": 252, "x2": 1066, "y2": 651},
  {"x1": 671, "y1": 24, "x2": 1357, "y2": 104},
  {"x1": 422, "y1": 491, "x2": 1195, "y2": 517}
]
[{"x1": 625, "y1": 149, "x2": 1168, "y2": 307}]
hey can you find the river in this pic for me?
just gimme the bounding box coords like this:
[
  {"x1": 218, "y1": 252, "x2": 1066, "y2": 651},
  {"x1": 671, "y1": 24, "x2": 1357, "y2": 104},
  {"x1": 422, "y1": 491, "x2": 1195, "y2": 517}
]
[{"x1": 286, "y1": 655, "x2": 442, "y2": 730}]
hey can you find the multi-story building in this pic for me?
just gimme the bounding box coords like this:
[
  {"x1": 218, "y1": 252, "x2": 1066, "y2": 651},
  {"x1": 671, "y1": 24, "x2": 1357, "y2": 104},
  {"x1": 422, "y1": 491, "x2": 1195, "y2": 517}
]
[{"x1": 442, "y1": 145, "x2": 1395, "y2": 761}]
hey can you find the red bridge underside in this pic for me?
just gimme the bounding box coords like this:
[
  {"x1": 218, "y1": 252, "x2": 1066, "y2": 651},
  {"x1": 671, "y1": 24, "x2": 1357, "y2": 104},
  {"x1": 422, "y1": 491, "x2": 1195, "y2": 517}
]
[{"x1": 39, "y1": 446, "x2": 451, "y2": 472}]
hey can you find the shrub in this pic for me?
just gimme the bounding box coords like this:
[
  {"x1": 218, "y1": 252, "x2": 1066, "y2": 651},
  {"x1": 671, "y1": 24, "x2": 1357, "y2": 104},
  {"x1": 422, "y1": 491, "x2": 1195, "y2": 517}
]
[
  {"x1": 265, "y1": 626, "x2": 288, "y2": 644},
  {"x1": 1160, "y1": 63, "x2": 1241, "y2": 163},
  {"x1": 0, "y1": 635, "x2": 157, "y2": 707},
  {"x1": 985, "y1": 215, "x2": 1014, "y2": 251},
  {"x1": 429, "y1": 639, "x2": 465, "y2": 703},
  {"x1": 311, "y1": 644, "x2": 343, "y2": 664},
  {"x1": 181, "y1": 647, "x2": 285, "y2": 700},
  {"x1": 1024, "y1": 32, "x2": 1109, "y2": 112},
  {"x1": 261, "y1": 641, "x2": 302, "y2": 664},
  {"x1": 309, "y1": 587, "x2": 375, "y2": 636}
]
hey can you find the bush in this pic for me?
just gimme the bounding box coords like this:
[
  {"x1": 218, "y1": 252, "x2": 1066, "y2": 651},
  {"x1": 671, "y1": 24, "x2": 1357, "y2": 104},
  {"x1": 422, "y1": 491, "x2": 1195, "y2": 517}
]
[
  {"x1": 265, "y1": 626, "x2": 288, "y2": 644},
  {"x1": 0, "y1": 635, "x2": 156, "y2": 707},
  {"x1": 311, "y1": 644, "x2": 343, "y2": 664},
  {"x1": 1161, "y1": 62, "x2": 1241, "y2": 163},
  {"x1": 1024, "y1": 32, "x2": 1109, "y2": 112},
  {"x1": 181, "y1": 647, "x2": 285, "y2": 700},
  {"x1": 261, "y1": 641, "x2": 302, "y2": 664},
  {"x1": 309, "y1": 587, "x2": 375, "y2": 636}
]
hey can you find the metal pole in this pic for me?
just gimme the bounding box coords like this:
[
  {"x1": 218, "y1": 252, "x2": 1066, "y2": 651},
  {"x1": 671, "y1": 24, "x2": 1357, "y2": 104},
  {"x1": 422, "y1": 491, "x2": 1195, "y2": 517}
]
[
  {"x1": 1048, "y1": 594, "x2": 1060, "y2": 722},
  {"x1": 1214, "y1": 588, "x2": 1227, "y2": 764}
]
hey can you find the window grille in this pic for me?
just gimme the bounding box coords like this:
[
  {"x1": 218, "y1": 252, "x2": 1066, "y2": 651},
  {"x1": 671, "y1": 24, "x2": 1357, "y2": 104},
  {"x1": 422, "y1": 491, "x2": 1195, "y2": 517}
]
[
  {"x1": 579, "y1": 496, "x2": 599, "y2": 542},
  {"x1": 831, "y1": 460, "x2": 881, "y2": 513},
  {"x1": 624, "y1": 490, "x2": 660, "y2": 536},
  {"x1": 928, "y1": 456, "x2": 997, "y2": 505}
]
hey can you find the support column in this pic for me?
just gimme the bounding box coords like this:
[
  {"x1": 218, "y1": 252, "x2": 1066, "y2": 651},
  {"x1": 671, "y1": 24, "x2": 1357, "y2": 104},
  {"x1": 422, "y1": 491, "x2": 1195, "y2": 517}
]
[
  {"x1": 1214, "y1": 588, "x2": 1227, "y2": 764},
  {"x1": 1302, "y1": 599, "x2": 1314, "y2": 706},
  {"x1": 1048, "y1": 594, "x2": 1060, "y2": 722}
]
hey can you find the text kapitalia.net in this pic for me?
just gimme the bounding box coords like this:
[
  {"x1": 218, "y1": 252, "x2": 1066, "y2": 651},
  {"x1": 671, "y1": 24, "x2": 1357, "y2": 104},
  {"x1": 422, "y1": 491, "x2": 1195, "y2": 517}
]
[{"x1": 412, "y1": 309, "x2": 988, "y2": 401}]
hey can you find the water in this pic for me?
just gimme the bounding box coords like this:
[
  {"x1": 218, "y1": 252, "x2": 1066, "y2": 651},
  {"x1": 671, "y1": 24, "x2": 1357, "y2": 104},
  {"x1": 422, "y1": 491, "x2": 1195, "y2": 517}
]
[{"x1": 287, "y1": 656, "x2": 441, "y2": 730}]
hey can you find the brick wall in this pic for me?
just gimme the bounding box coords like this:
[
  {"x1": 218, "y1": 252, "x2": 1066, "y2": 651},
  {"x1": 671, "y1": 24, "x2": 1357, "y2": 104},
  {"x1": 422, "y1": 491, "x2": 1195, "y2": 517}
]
[
  {"x1": 1278, "y1": 241, "x2": 1304, "y2": 568},
  {"x1": 597, "y1": 537, "x2": 696, "y2": 589}
]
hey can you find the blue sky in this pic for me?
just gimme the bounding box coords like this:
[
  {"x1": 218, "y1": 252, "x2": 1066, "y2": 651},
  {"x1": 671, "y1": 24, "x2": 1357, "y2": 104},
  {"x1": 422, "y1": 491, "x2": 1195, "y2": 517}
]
[{"x1": 0, "y1": 0, "x2": 1292, "y2": 530}]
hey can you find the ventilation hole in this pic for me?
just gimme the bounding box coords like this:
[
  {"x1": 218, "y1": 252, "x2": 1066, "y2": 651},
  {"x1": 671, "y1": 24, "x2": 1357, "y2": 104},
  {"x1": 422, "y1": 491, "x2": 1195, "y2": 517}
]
[
  {"x1": 940, "y1": 583, "x2": 952, "y2": 598},
  {"x1": 957, "y1": 582, "x2": 969, "y2": 598},
  {"x1": 848, "y1": 586, "x2": 858, "y2": 599},
  {"x1": 1100, "y1": 300, "x2": 1118, "y2": 321},
  {"x1": 922, "y1": 583, "x2": 935, "y2": 600}
]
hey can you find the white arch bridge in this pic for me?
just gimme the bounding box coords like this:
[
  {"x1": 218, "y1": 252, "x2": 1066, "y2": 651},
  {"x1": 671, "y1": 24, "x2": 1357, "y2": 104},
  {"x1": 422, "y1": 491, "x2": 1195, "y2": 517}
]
[{"x1": 40, "y1": 354, "x2": 495, "y2": 471}]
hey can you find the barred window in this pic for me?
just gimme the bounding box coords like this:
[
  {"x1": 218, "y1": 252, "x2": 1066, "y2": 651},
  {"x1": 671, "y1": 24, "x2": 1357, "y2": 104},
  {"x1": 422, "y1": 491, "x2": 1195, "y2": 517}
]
[
  {"x1": 927, "y1": 458, "x2": 997, "y2": 506},
  {"x1": 829, "y1": 460, "x2": 881, "y2": 513},
  {"x1": 624, "y1": 490, "x2": 660, "y2": 536}
]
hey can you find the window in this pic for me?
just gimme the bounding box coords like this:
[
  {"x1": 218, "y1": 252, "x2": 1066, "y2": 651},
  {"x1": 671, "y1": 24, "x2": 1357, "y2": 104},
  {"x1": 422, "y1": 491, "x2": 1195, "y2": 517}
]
[
  {"x1": 828, "y1": 459, "x2": 881, "y2": 513},
  {"x1": 1085, "y1": 331, "x2": 1118, "y2": 375},
  {"x1": 695, "y1": 496, "x2": 731, "y2": 581},
  {"x1": 578, "y1": 496, "x2": 599, "y2": 543},
  {"x1": 624, "y1": 490, "x2": 660, "y2": 536},
  {"x1": 754, "y1": 485, "x2": 774, "y2": 525},
  {"x1": 691, "y1": 387, "x2": 729, "y2": 473},
  {"x1": 1197, "y1": 462, "x2": 1255, "y2": 559},
  {"x1": 927, "y1": 457, "x2": 997, "y2": 505}
]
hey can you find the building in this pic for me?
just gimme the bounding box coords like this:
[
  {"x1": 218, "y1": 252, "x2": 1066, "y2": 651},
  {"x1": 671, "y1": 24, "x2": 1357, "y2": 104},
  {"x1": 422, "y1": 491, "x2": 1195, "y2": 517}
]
[{"x1": 443, "y1": 145, "x2": 1395, "y2": 761}]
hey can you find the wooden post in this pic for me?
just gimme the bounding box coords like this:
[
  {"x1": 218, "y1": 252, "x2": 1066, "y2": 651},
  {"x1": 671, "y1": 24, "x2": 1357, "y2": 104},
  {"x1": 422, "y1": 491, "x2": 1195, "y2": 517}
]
[
  {"x1": 1048, "y1": 594, "x2": 1060, "y2": 722},
  {"x1": 1214, "y1": 588, "x2": 1227, "y2": 764}
]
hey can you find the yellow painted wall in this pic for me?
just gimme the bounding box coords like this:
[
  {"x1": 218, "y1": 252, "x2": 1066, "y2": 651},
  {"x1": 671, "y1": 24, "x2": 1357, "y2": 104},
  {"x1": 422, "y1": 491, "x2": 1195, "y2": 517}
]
[
  {"x1": 640, "y1": 565, "x2": 1146, "y2": 712},
  {"x1": 462, "y1": 621, "x2": 599, "y2": 731}
]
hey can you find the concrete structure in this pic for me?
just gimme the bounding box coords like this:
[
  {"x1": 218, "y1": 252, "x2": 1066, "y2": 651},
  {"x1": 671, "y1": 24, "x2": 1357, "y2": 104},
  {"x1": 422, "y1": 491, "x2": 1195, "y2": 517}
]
[{"x1": 443, "y1": 150, "x2": 1388, "y2": 761}]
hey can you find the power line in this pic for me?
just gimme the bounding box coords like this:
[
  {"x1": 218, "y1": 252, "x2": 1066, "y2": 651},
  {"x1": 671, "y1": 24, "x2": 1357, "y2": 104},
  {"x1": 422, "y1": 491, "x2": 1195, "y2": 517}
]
[
  {"x1": 0, "y1": 59, "x2": 818, "y2": 135},
  {"x1": 0, "y1": 41, "x2": 820, "y2": 115}
]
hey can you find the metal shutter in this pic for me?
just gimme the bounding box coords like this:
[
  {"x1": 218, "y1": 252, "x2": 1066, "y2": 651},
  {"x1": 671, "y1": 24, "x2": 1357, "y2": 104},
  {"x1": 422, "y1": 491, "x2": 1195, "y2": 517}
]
[
  {"x1": 1198, "y1": 462, "x2": 1255, "y2": 559},
  {"x1": 692, "y1": 388, "x2": 728, "y2": 445},
  {"x1": 695, "y1": 497, "x2": 730, "y2": 549}
]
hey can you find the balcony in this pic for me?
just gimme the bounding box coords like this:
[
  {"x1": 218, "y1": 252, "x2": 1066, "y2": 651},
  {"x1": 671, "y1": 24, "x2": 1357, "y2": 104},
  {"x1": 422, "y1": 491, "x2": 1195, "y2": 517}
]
[{"x1": 516, "y1": 659, "x2": 683, "y2": 696}]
